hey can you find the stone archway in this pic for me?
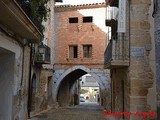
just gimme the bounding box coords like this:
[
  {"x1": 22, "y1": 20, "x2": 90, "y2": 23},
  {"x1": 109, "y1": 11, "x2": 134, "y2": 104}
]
[{"x1": 52, "y1": 65, "x2": 110, "y2": 107}]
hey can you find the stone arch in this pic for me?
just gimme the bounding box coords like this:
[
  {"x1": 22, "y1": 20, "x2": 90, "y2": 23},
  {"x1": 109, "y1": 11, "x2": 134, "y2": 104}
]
[{"x1": 52, "y1": 65, "x2": 109, "y2": 103}]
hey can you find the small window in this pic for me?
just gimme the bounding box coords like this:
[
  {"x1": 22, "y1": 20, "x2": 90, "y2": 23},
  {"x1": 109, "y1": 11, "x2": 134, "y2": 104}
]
[
  {"x1": 69, "y1": 45, "x2": 78, "y2": 58},
  {"x1": 83, "y1": 16, "x2": 93, "y2": 23},
  {"x1": 83, "y1": 45, "x2": 92, "y2": 58},
  {"x1": 69, "y1": 17, "x2": 78, "y2": 23}
]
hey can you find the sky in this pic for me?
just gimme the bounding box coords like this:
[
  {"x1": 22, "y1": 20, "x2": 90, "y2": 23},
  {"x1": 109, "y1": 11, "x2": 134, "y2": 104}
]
[{"x1": 56, "y1": 0, "x2": 105, "y2": 5}]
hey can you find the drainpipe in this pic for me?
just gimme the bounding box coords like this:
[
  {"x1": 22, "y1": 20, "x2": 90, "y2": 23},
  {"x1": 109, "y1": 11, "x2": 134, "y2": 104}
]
[
  {"x1": 20, "y1": 40, "x2": 26, "y2": 87},
  {"x1": 27, "y1": 43, "x2": 33, "y2": 118}
]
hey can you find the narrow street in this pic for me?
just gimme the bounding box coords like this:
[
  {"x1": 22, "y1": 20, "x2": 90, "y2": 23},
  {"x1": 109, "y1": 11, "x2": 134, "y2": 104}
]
[{"x1": 30, "y1": 102, "x2": 108, "y2": 120}]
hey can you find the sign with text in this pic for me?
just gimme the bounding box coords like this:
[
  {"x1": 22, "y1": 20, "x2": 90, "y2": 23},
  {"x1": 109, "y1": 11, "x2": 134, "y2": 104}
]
[
  {"x1": 117, "y1": 0, "x2": 126, "y2": 32},
  {"x1": 131, "y1": 47, "x2": 145, "y2": 57}
]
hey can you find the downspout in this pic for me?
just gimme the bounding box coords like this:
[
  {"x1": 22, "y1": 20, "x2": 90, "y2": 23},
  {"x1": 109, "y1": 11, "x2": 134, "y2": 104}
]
[
  {"x1": 20, "y1": 41, "x2": 25, "y2": 86},
  {"x1": 27, "y1": 43, "x2": 33, "y2": 118}
]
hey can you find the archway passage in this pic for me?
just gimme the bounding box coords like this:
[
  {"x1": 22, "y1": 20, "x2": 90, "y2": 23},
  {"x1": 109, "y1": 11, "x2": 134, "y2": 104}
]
[
  {"x1": 57, "y1": 69, "x2": 87, "y2": 106},
  {"x1": 56, "y1": 66, "x2": 109, "y2": 107},
  {"x1": 80, "y1": 74, "x2": 100, "y2": 104}
]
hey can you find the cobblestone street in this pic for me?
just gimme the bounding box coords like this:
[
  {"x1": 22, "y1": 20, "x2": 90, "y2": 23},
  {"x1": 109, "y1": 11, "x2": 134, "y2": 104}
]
[{"x1": 30, "y1": 102, "x2": 108, "y2": 120}]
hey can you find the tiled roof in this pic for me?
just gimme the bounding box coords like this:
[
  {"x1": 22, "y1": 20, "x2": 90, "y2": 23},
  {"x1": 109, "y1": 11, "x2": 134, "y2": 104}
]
[{"x1": 55, "y1": 2, "x2": 107, "y2": 11}]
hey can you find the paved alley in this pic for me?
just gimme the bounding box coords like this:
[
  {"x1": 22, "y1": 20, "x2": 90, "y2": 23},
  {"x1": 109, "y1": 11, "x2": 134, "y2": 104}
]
[{"x1": 30, "y1": 102, "x2": 108, "y2": 120}]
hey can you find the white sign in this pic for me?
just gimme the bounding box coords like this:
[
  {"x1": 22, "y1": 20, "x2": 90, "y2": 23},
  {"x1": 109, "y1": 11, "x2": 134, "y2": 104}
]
[
  {"x1": 131, "y1": 47, "x2": 145, "y2": 57},
  {"x1": 117, "y1": 0, "x2": 126, "y2": 32}
]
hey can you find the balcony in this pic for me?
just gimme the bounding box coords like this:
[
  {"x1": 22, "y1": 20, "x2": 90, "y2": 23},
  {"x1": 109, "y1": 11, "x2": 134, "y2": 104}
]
[
  {"x1": 0, "y1": 0, "x2": 41, "y2": 43},
  {"x1": 106, "y1": 6, "x2": 118, "y2": 37},
  {"x1": 104, "y1": 35, "x2": 129, "y2": 69},
  {"x1": 35, "y1": 43, "x2": 51, "y2": 64}
]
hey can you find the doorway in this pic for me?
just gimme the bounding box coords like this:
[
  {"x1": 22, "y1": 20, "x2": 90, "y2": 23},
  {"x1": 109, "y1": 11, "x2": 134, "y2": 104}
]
[{"x1": 0, "y1": 47, "x2": 15, "y2": 120}]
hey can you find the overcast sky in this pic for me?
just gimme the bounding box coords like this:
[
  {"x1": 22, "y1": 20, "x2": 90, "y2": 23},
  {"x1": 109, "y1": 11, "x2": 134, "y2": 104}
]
[{"x1": 56, "y1": 0, "x2": 105, "y2": 5}]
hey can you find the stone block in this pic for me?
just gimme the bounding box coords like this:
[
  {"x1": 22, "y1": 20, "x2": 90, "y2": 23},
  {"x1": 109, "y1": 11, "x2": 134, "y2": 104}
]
[
  {"x1": 130, "y1": 97, "x2": 147, "y2": 105},
  {"x1": 130, "y1": 80, "x2": 144, "y2": 87},
  {"x1": 140, "y1": 21, "x2": 150, "y2": 29},
  {"x1": 130, "y1": 21, "x2": 140, "y2": 29},
  {"x1": 130, "y1": 88, "x2": 148, "y2": 96}
]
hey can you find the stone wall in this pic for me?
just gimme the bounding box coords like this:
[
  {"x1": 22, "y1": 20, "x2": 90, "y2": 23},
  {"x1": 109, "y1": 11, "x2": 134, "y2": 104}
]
[
  {"x1": 30, "y1": 68, "x2": 53, "y2": 116},
  {"x1": 109, "y1": 0, "x2": 156, "y2": 119},
  {"x1": 129, "y1": 0, "x2": 155, "y2": 116}
]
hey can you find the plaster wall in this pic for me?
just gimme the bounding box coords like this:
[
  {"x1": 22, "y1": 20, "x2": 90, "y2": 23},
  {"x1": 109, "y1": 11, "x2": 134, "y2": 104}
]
[
  {"x1": 0, "y1": 31, "x2": 31, "y2": 120},
  {"x1": 0, "y1": 50, "x2": 15, "y2": 120}
]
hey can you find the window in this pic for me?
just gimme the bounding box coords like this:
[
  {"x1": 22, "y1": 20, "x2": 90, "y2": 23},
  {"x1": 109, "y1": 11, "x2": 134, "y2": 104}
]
[
  {"x1": 83, "y1": 45, "x2": 92, "y2": 58},
  {"x1": 83, "y1": 16, "x2": 93, "y2": 23},
  {"x1": 69, "y1": 45, "x2": 78, "y2": 58},
  {"x1": 69, "y1": 17, "x2": 78, "y2": 23}
]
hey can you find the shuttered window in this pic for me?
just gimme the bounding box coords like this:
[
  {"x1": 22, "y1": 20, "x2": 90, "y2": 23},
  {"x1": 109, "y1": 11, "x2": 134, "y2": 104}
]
[
  {"x1": 69, "y1": 45, "x2": 78, "y2": 58},
  {"x1": 83, "y1": 45, "x2": 92, "y2": 58}
]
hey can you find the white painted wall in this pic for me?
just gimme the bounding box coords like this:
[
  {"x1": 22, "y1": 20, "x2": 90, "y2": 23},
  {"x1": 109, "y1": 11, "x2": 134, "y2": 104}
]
[
  {"x1": 0, "y1": 51, "x2": 15, "y2": 120},
  {"x1": 0, "y1": 31, "x2": 23, "y2": 119},
  {"x1": 78, "y1": 7, "x2": 108, "y2": 33},
  {"x1": 0, "y1": 31, "x2": 22, "y2": 96}
]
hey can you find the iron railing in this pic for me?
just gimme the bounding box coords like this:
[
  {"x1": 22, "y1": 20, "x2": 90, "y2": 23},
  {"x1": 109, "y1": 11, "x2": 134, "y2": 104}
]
[
  {"x1": 104, "y1": 39, "x2": 112, "y2": 65},
  {"x1": 104, "y1": 35, "x2": 129, "y2": 67},
  {"x1": 35, "y1": 44, "x2": 51, "y2": 64}
]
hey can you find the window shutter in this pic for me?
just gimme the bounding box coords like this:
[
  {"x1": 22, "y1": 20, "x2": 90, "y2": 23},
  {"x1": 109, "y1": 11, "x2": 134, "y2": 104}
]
[
  {"x1": 89, "y1": 46, "x2": 92, "y2": 58},
  {"x1": 69, "y1": 46, "x2": 74, "y2": 58}
]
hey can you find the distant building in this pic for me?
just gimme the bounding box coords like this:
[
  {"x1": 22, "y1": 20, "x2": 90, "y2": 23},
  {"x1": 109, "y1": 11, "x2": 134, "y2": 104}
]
[{"x1": 80, "y1": 74, "x2": 99, "y2": 87}]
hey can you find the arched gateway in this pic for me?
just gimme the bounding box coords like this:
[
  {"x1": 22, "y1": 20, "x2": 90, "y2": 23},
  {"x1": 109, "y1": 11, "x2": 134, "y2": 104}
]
[{"x1": 52, "y1": 65, "x2": 110, "y2": 107}]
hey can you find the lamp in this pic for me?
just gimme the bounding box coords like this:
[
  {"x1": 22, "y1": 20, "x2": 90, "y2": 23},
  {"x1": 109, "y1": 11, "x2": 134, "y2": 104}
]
[{"x1": 38, "y1": 43, "x2": 45, "y2": 54}]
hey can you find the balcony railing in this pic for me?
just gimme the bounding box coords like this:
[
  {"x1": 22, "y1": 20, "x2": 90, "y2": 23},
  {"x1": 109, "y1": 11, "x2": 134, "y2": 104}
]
[
  {"x1": 106, "y1": 6, "x2": 118, "y2": 20},
  {"x1": 104, "y1": 35, "x2": 129, "y2": 69},
  {"x1": 35, "y1": 44, "x2": 51, "y2": 64}
]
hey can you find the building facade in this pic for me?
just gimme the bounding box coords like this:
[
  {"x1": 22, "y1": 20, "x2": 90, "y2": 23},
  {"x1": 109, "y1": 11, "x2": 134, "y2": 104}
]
[
  {"x1": 28, "y1": 0, "x2": 56, "y2": 117},
  {"x1": 0, "y1": 0, "x2": 41, "y2": 119},
  {"x1": 52, "y1": 3, "x2": 111, "y2": 109},
  {"x1": 105, "y1": 0, "x2": 156, "y2": 119}
]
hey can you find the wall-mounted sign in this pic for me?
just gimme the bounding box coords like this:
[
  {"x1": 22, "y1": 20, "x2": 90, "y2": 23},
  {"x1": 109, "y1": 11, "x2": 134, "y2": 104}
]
[
  {"x1": 131, "y1": 47, "x2": 145, "y2": 57},
  {"x1": 117, "y1": 0, "x2": 126, "y2": 33}
]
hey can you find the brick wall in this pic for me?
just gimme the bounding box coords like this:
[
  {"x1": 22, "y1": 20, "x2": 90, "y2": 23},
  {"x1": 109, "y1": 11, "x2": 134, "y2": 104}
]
[{"x1": 54, "y1": 7, "x2": 108, "y2": 69}]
